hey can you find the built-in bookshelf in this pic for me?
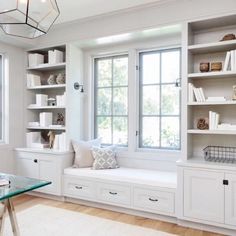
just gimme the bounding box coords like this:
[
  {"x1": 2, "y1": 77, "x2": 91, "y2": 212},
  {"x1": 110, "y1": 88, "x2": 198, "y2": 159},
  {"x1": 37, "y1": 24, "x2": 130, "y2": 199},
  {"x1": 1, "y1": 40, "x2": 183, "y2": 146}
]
[{"x1": 184, "y1": 14, "x2": 236, "y2": 161}]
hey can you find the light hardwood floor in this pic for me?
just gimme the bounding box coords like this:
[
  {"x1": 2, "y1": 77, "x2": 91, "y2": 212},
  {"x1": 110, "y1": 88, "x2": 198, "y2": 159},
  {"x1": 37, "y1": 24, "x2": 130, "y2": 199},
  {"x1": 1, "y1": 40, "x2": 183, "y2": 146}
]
[{"x1": 12, "y1": 195, "x2": 223, "y2": 236}]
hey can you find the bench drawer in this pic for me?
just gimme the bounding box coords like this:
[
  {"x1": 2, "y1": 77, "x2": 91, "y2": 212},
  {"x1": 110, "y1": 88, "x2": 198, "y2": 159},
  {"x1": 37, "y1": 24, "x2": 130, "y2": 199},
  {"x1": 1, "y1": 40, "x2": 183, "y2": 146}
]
[
  {"x1": 64, "y1": 177, "x2": 95, "y2": 200},
  {"x1": 96, "y1": 182, "x2": 131, "y2": 206},
  {"x1": 133, "y1": 187, "x2": 175, "y2": 214}
]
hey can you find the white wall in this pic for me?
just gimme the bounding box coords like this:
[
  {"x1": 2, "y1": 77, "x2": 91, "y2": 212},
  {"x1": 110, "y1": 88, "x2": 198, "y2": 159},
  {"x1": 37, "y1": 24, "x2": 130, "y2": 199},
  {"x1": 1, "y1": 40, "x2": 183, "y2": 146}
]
[{"x1": 0, "y1": 42, "x2": 25, "y2": 173}]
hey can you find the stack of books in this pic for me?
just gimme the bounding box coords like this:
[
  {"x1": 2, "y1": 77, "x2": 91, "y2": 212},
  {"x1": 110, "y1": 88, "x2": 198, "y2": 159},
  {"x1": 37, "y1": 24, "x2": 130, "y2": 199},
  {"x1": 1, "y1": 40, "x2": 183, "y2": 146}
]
[
  {"x1": 209, "y1": 111, "x2": 220, "y2": 130},
  {"x1": 223, "y1": 50, "x2": 236, "y2": 71},
  {"x1": 188, "y1": 83, "x2": 205, "y2": 102},
  {"x1": 27, "y1": 74, "x2": 41, "y2": 87},
  {"x1": 53, "y1": 132, "x2": 66, "y2": 151}
]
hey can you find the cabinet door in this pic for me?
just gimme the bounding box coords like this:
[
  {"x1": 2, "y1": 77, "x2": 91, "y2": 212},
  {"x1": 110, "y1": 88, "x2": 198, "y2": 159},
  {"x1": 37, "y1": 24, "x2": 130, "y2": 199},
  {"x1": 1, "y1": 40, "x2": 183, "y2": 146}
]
[
  {"x1": 38, "y1": 160, "x2": 57, "y2": 194},
  {"x1": 225, "y1": 173, "x2": 236, "y2": 226},
  {"x1": 16, "y1": 158, "x2": 39, "y2": 179},
  {"x1": 184, "y1": 169, "x2": 224, "y2": 224}
]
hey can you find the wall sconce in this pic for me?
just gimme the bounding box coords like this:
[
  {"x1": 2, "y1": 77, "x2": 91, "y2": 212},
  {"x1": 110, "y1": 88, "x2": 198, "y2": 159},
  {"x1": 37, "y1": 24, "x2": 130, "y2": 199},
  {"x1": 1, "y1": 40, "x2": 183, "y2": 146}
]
[
  {"x1": 74, "y1": 82, "x2": 84, "y2": 93},
  {"x1": 175, "y1": 78, "x2": 181, "y2": 88}
]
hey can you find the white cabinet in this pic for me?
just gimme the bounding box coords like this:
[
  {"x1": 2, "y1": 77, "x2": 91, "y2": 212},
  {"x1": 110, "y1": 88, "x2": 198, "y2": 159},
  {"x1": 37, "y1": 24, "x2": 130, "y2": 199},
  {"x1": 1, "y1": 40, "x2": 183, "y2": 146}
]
[
  {"x1": 225, "y1": 173, "x2": 236, "y2": 226},
  {"x1": 15, "y1": 148, "x2": 74, "y2": 196},
  {"x1": 184, "y1": 169, "x2": 224, "y2": 223}
]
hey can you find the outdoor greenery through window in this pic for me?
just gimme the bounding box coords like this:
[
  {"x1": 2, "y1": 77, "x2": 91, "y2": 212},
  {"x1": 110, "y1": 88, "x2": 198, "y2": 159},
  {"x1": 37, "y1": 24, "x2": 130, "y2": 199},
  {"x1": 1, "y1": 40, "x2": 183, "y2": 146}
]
[
  {"x1": 0, "y1": 55, "x2": 3, "y2": 142},
  {"x1": 94, "y1": 55, "x2": 128, "y2": 146},
  {"x1": 139, "y1": 48, "x2": 181, "y2": 150}
]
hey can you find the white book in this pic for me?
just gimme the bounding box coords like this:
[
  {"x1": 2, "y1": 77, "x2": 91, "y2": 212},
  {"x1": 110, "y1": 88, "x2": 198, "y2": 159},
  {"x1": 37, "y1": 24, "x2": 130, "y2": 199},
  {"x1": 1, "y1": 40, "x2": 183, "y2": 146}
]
[
  {"x1": 223, "y1": 51, "x2": 231, "y2": 71},
  {"x1": 231, "y1": 50, "x2": 235, "y2": 71},
  {"x1": 53, "y1": 135, "x2": 59, "y2": 150},
  {"x1": 215, "y1": 113, "x2": 219, "y2": 129},
  {"x1": 209, "y1": 111, "x2": 212, "y2": 130},
  {"x1": 193, "y1": 88, "x2": 200, "y2": 102},
  {"x1": 39, "y1": 112, "x2": 52, "y2": 127},
  {"x1": 199, "y1": 88, "x2": 206, "y2": 102},
  {"x1": 212, "y1": 112, "x2": 216, "y2": 130},
  {"x1": 188, "y1": 83, "x2": 194, "y2": 102}
]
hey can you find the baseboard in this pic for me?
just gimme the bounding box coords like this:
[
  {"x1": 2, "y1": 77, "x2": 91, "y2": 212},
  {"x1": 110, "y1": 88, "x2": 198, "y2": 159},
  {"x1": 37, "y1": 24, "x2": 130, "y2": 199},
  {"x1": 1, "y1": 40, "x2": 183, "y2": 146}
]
[{"x1": 64, "y1": 197, "x2": 177, "y2": 224}]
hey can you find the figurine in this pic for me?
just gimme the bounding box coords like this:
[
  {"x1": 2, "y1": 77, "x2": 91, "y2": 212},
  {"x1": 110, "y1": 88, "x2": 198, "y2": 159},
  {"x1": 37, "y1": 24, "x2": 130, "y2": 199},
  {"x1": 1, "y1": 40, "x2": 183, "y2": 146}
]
[
  {"x1": 57, "y1": 113, "x2": 65, "y2": 125},
  {"x1": 48, "y1": 131, "x2": 55, "y2": 149}
]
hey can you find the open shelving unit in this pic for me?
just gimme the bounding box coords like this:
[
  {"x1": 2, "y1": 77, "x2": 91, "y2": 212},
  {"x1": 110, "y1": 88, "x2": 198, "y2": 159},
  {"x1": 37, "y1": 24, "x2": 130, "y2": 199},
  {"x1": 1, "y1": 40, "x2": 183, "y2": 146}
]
[{"x1": 183, "y1": 14, "x2": 236, "y2": 162}]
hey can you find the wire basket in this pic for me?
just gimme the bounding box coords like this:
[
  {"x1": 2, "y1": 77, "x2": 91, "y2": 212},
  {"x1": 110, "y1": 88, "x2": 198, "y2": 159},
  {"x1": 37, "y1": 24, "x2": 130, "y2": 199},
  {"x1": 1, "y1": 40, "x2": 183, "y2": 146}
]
[{"x1": 203, "y1": 146, "x2": 236, "y2": 163}]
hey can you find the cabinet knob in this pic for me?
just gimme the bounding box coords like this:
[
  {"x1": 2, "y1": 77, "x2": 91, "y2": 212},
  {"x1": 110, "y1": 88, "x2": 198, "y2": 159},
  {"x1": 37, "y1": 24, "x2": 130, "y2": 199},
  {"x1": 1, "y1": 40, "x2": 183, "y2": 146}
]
[
  {"x1": 109, "y1": 191, "x2": 118, "y2": 195},
  {"x1": 34, "y1": 159, "x2": 38, "y2": 163},
  {"x1": 149, "y1": 198, "x2": 158, "y2": 202},
  {"x1": 75, "y1": 186, "x2": 82, "y2": 190},
  {"x1": 223, "y1": 180, "x2": 229, "y2": 185}
]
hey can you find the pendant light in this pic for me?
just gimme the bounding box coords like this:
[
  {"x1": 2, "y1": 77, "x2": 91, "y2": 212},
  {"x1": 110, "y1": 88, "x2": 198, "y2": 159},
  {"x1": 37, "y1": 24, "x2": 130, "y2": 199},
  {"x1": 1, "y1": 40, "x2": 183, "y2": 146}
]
[{"x1": 0, "y1": 0, "x2": 60, "y2": 39}]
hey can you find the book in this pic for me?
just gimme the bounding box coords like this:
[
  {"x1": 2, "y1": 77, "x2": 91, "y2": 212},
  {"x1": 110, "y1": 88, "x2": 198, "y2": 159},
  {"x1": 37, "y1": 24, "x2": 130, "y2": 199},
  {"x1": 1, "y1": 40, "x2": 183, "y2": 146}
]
[
  {"x1": 199, "y1": 88, "x2": 206, "y2": 102},
  {"x1": 223, "y1": 51, "x2": 231, "y2": 71},
  {"x1": 188, "y1": 83, "x2": 194, "y2": 102},
  {"x1": 231, "y1": 50, "x2": 235, "y2": 71},
  {"x1": 0, "y1": 178, "x2": 10, "y2": 186}
]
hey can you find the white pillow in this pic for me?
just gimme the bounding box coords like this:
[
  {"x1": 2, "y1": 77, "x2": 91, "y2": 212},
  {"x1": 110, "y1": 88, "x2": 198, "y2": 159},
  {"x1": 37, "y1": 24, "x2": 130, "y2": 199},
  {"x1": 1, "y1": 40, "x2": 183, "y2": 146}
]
[
  {"x1": 72, "y1": 138, "x2": 101, "y2": 168},
  {"x1": 91, "y1": 146, "x2": 119, "y2": 170}
]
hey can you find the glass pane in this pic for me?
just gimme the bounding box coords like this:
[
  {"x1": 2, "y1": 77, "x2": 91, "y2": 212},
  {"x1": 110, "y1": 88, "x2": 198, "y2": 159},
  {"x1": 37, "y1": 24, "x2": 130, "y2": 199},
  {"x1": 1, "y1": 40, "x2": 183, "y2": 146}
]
[
  {"x1": 141, "y1": 117, "x2": 160, "y2": 147},
  {"x1": 97, "y1": 59, "x2": 112, "y2": 87},
  {"x1": 161, "y1": 117, "x2": 180, "y2": 149},
  {"x1": 113, "y1": 57, "x2": 128, "y2": 86},
  {"x1": 97, "y1": 88, "x2": 111, "y2": 115},
  {"x1": 161, "y1": 50, "x2": 180, "y2": 83},
  {"x1": 113, "y1": 117, "x2": 128, "y2": 146},
  {"x1": 161, "y1": 85, "x2": 180, "y2": 115},
  {"x1": 142, "y1": 85, "x2": 160, "y2": 115},
  {"x1": 97, "y1": 117, "x2": 112, "y2": 144},
  {"x1": 142, "y1": 53, "x2": 160, "y2": 85},
  {"x1": 113, "y1": 87, "x2": 128, "y2": 115}
]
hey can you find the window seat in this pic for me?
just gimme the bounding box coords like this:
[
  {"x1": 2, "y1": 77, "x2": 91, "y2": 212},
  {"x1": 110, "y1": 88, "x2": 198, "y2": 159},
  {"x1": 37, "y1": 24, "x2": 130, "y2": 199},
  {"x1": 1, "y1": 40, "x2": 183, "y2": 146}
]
[{"x1": 63, "y1": 167, "x2": 177, "y2": 217}]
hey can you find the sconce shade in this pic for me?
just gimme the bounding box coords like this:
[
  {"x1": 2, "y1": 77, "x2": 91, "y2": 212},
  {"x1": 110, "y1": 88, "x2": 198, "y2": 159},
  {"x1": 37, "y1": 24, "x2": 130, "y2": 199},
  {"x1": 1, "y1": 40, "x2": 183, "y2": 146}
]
[{"x1": 0, "y1": 0, "x2": 60, "y2": 38}]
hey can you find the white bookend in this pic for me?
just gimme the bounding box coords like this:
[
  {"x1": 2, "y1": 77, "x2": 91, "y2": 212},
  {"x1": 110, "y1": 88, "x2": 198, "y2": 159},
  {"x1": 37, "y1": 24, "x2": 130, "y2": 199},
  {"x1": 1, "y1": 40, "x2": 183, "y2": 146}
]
[
  {"x1": 199, "y1": 88, "x2": 206, "y2": 102},
  {"x1": 223, "y1": 51, "x2": 231, "y2": 71},
  {"x1": 231, "y1": 50, "x2": 235, "y2": 71}
]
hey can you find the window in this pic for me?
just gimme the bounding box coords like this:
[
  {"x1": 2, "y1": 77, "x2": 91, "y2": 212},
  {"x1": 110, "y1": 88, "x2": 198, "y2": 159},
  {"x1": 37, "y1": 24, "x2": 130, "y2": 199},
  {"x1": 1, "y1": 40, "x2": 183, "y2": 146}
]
[
  {"x1": 0, "y1": 54, "x2": 3, "y2": 142},
  {"x1": 94, "y1": 55, "x2": 128, "y2": 146},
  {"x1": 139, "y1": 48, "x2": 181, "y2": 150}
]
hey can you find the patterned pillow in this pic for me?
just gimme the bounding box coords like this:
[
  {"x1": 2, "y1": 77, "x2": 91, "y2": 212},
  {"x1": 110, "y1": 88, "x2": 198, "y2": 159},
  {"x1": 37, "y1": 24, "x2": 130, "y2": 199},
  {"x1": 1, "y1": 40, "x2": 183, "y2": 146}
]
[{"x1": 91, "y1": 146, "x2": 119, "y2": 170}]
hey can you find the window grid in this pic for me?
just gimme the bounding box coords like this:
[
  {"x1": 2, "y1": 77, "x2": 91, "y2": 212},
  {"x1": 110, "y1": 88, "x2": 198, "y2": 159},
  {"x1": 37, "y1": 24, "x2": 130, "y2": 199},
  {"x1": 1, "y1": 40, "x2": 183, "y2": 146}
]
[
  {"x1": 139, "y1": 48, "x2": 181, "y2": 150},
  {"x1": 94, "y1": 55, "x2": 128, "y2": 146}
]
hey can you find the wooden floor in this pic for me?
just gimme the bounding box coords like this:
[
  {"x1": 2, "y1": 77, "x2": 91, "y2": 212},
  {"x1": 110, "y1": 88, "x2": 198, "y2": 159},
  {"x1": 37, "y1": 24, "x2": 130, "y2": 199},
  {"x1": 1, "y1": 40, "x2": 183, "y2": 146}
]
[{"x1": 12, "y1": 195, "x2": 223, "y2": 236}]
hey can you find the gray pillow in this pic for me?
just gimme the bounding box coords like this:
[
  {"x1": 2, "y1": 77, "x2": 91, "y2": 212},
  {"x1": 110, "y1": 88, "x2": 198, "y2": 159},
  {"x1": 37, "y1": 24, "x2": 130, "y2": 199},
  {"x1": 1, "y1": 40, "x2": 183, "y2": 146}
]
[
  {"x1": 72, "y1": 138, "x2": 101, "y2": 168},
  {"x1": 91, "y1": 146, "x2": 119, "y2": 170}
]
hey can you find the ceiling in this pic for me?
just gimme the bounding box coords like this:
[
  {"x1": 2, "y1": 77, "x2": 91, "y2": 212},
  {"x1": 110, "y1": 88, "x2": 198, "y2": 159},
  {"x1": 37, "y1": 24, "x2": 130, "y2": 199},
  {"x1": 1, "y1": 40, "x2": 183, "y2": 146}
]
[{"x1": 55, "y1": 0, "x2": 165, "y2": 24}]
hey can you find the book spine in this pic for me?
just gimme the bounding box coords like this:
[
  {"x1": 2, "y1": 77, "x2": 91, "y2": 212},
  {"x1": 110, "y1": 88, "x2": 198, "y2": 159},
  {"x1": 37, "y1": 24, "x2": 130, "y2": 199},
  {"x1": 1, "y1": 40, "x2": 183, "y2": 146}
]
[
  {"x1": 231, "y1": 50, "x2": 235, "y2": 71},
  {"x1": 223, "y1": 51, "x2": 231, "y2": 71}
]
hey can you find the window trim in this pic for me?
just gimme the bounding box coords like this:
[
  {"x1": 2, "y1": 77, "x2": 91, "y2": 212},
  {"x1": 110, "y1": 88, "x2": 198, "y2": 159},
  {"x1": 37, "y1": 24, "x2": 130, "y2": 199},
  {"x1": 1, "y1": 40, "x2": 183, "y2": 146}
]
[
  {"x1": 94, "y1": 54, "x2": 129, "y2": 146},
  {"x1": 138, "y1": 47, "x2": 181, "y2": 151}
]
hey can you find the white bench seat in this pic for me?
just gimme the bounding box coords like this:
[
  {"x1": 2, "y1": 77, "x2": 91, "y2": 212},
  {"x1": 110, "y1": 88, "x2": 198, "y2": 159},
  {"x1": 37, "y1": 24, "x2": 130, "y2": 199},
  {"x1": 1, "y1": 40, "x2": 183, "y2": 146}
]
[{"x1": 64, "y1": 167, "x2": 177, "y2": 189}]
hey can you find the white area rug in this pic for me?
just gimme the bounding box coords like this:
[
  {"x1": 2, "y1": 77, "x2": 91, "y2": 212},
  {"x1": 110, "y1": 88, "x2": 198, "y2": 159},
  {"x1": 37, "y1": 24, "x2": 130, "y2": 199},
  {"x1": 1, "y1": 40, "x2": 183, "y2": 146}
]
[{"x1": 4, "y1": 204, "x2": 176, "y2": 236}]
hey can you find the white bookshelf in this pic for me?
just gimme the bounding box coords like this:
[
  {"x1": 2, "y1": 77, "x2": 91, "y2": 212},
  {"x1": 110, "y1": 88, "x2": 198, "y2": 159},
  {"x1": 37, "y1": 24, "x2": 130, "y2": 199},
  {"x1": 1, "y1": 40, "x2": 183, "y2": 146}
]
[
  {"x1": 187, "y1": 129, "x2": 236, "y2": 135},
  {"x1": 27, "y1": 126, "x2": 66, "y2": 131},
  {"x1": 27, "y1": 105, "x2": 66, "y2": 110},
  {"x1": 188, "y1": 71, "x2": 236, "y2": 79},
  {"x1": 27, "y1": 62, "x2": 66, "y2": 71},
  {"x1": 188, "y1": 101, "x2": 236, "y2": 105},
  {"x1": 27, "y1": 84, "x2": 66, "y2": 90}
]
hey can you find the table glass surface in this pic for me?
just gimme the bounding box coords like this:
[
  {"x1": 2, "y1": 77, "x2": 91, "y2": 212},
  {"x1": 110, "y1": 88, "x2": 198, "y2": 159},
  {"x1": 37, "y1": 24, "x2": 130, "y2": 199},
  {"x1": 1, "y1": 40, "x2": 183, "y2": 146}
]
[{"x1": 0, "y1": 173, "x2": 51, "y2": 201}]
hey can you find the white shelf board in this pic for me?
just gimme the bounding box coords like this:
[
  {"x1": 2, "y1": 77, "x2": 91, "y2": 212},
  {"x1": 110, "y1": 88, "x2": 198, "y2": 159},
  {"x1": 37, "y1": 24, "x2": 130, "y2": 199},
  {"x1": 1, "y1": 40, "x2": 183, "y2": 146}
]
[
  {"x1": 188, "y1": 71, "x2": 236, "y2": 79},
  {"x1": 27, "y1": 62, "x2": 66, "y2": 71},
  {"x1": 15, "y1": 147, "x2": 72, "y2": 155},
  {"x1": 27, "y1": 126, "x2": 66, "y2": 131},
  {"x1": 27, "y1": 84, "x2": 66, "y2": 90},
  {"x1": 188, "y1": 129, "x2": 236, "y2": 135},
  {"x1": 188, "y1": 101, "x2": 236, "y2": 106},
  {"x1": 27, "y1": 106, "x2": 65, "y2": 110},
  {"x1": 188, "y1": 40, "x2": 236, "y2": 54}
]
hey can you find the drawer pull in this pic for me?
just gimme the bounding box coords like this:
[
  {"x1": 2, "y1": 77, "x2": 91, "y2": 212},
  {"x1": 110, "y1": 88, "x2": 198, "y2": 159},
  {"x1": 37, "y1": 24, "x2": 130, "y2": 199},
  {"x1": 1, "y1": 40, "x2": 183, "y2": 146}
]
[
  {"x1": 109, "y1": 191, "x2": 118, "y2": 195},
  {"x1": 149, "y1": 198, "x2": 158, "y2": 202},
  {"x1": 34, "y1": 159, "x2": 38, "y2": 163},
  {"x1": 75, "y1": 186, "x2": 83, "y2": 190}
]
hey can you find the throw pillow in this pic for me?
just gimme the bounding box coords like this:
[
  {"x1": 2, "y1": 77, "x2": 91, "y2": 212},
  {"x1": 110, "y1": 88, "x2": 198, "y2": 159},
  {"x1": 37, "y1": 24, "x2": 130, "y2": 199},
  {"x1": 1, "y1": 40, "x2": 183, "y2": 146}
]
[
  {"x1": 72, "y1": 138, "x2": 101, "y2": 168},
  {"x1": 91, "y1": 146, "x2": 119, "y2": 170}
]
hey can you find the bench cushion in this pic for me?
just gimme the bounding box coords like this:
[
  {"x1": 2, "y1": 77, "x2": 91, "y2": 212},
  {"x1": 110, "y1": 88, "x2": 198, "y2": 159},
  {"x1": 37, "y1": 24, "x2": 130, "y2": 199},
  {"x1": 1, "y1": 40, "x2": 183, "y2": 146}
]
[{"x1": 64, "y1": 167, "x2": 177, "y2": 189}]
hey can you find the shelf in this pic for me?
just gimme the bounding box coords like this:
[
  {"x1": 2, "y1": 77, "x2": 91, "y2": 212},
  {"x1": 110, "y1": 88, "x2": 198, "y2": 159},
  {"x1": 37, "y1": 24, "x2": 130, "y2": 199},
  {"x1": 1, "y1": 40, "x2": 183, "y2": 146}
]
[
  {"x1": 15, "y1": 148, "x2": 72, "y2": 155},
  {"x1": 27, "y1": 62, "x2": 66, "y2": 71},
  {"x1": 188, "y1": 40, "x2": 236, "y2": 54},
  {"x1": 27, "y1": 106, "x2": 65, "y2": 110},
  {"x1": 188, "y1": 101, "x2": 236, "y2": 106},
  {"x1": 27, "y1": 126, "x2": 66, "y2": 131},
  {"x1": 188, "y1": 71, "x2": 236, "y2": 79},
  {"x1": 188, "y1": 129, "x2": 236, "y2": 135},
  {"x1": 27, "y1": 84, "x2": 66, "y2": 90}
]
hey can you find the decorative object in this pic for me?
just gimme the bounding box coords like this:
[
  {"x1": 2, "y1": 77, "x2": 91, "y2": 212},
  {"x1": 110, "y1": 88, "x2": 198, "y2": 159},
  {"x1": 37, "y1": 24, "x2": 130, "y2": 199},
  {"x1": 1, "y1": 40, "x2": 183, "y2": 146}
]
[
  {"x1": 199, "y1": 62, "x2": 210, "y2": 72},
  {"x1": 72, "y1": 138, "x2": 101, "y2": 168},
  {"x1": 211, "y1": 62, "x2": 222, "y2": 71},
  {"x1": 0, "y1": 0, "x2": 60, "y2": 39},
  {"x1": 220, "y1": 34, "x2": 236, "y2": 41},
  {"x1": 47, "y1": 75, "x2": 56, "y2": 85},
  {"x1": 232, "y1": 85, "x2": 236, "y2": 100},
  {"x1": 56, "y1": 113, "x2": 65, "y2": 125},
  {"x1": 197, "y1": 118, "x2": 209, "y2": 130},
  {"x1": 91, "y1": 146, "x2": 119, "y2": 170},
  {"x1": 48, "y1": 98, "x2": 56, "y2": 106},
  {"x1": 48, "y1": 131, "x2": 55, "y2": 149},
  {"x1": 74, "y1": 82, "x2": 84, "y2": 93},
  {"x1": 56, "y1": 73, "x2": 65, "y2": 84},
  {"x1": 204, "y1": 146, "x2": 236, "y2": 163}
]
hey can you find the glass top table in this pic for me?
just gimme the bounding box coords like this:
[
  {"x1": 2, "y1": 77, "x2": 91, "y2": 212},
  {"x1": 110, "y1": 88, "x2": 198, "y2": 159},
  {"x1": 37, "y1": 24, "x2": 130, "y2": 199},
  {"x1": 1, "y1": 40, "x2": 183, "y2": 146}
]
[{"x1": 0, "y1": 173, "x2": 51, "y2": 236}]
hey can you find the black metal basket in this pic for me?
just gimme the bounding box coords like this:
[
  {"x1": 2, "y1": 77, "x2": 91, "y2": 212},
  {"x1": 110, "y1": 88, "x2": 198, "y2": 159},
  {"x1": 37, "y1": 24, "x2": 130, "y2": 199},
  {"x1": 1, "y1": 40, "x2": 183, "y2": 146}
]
[{"x1": 203, "y1": 146, "x2": 236, "y2": 163}]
